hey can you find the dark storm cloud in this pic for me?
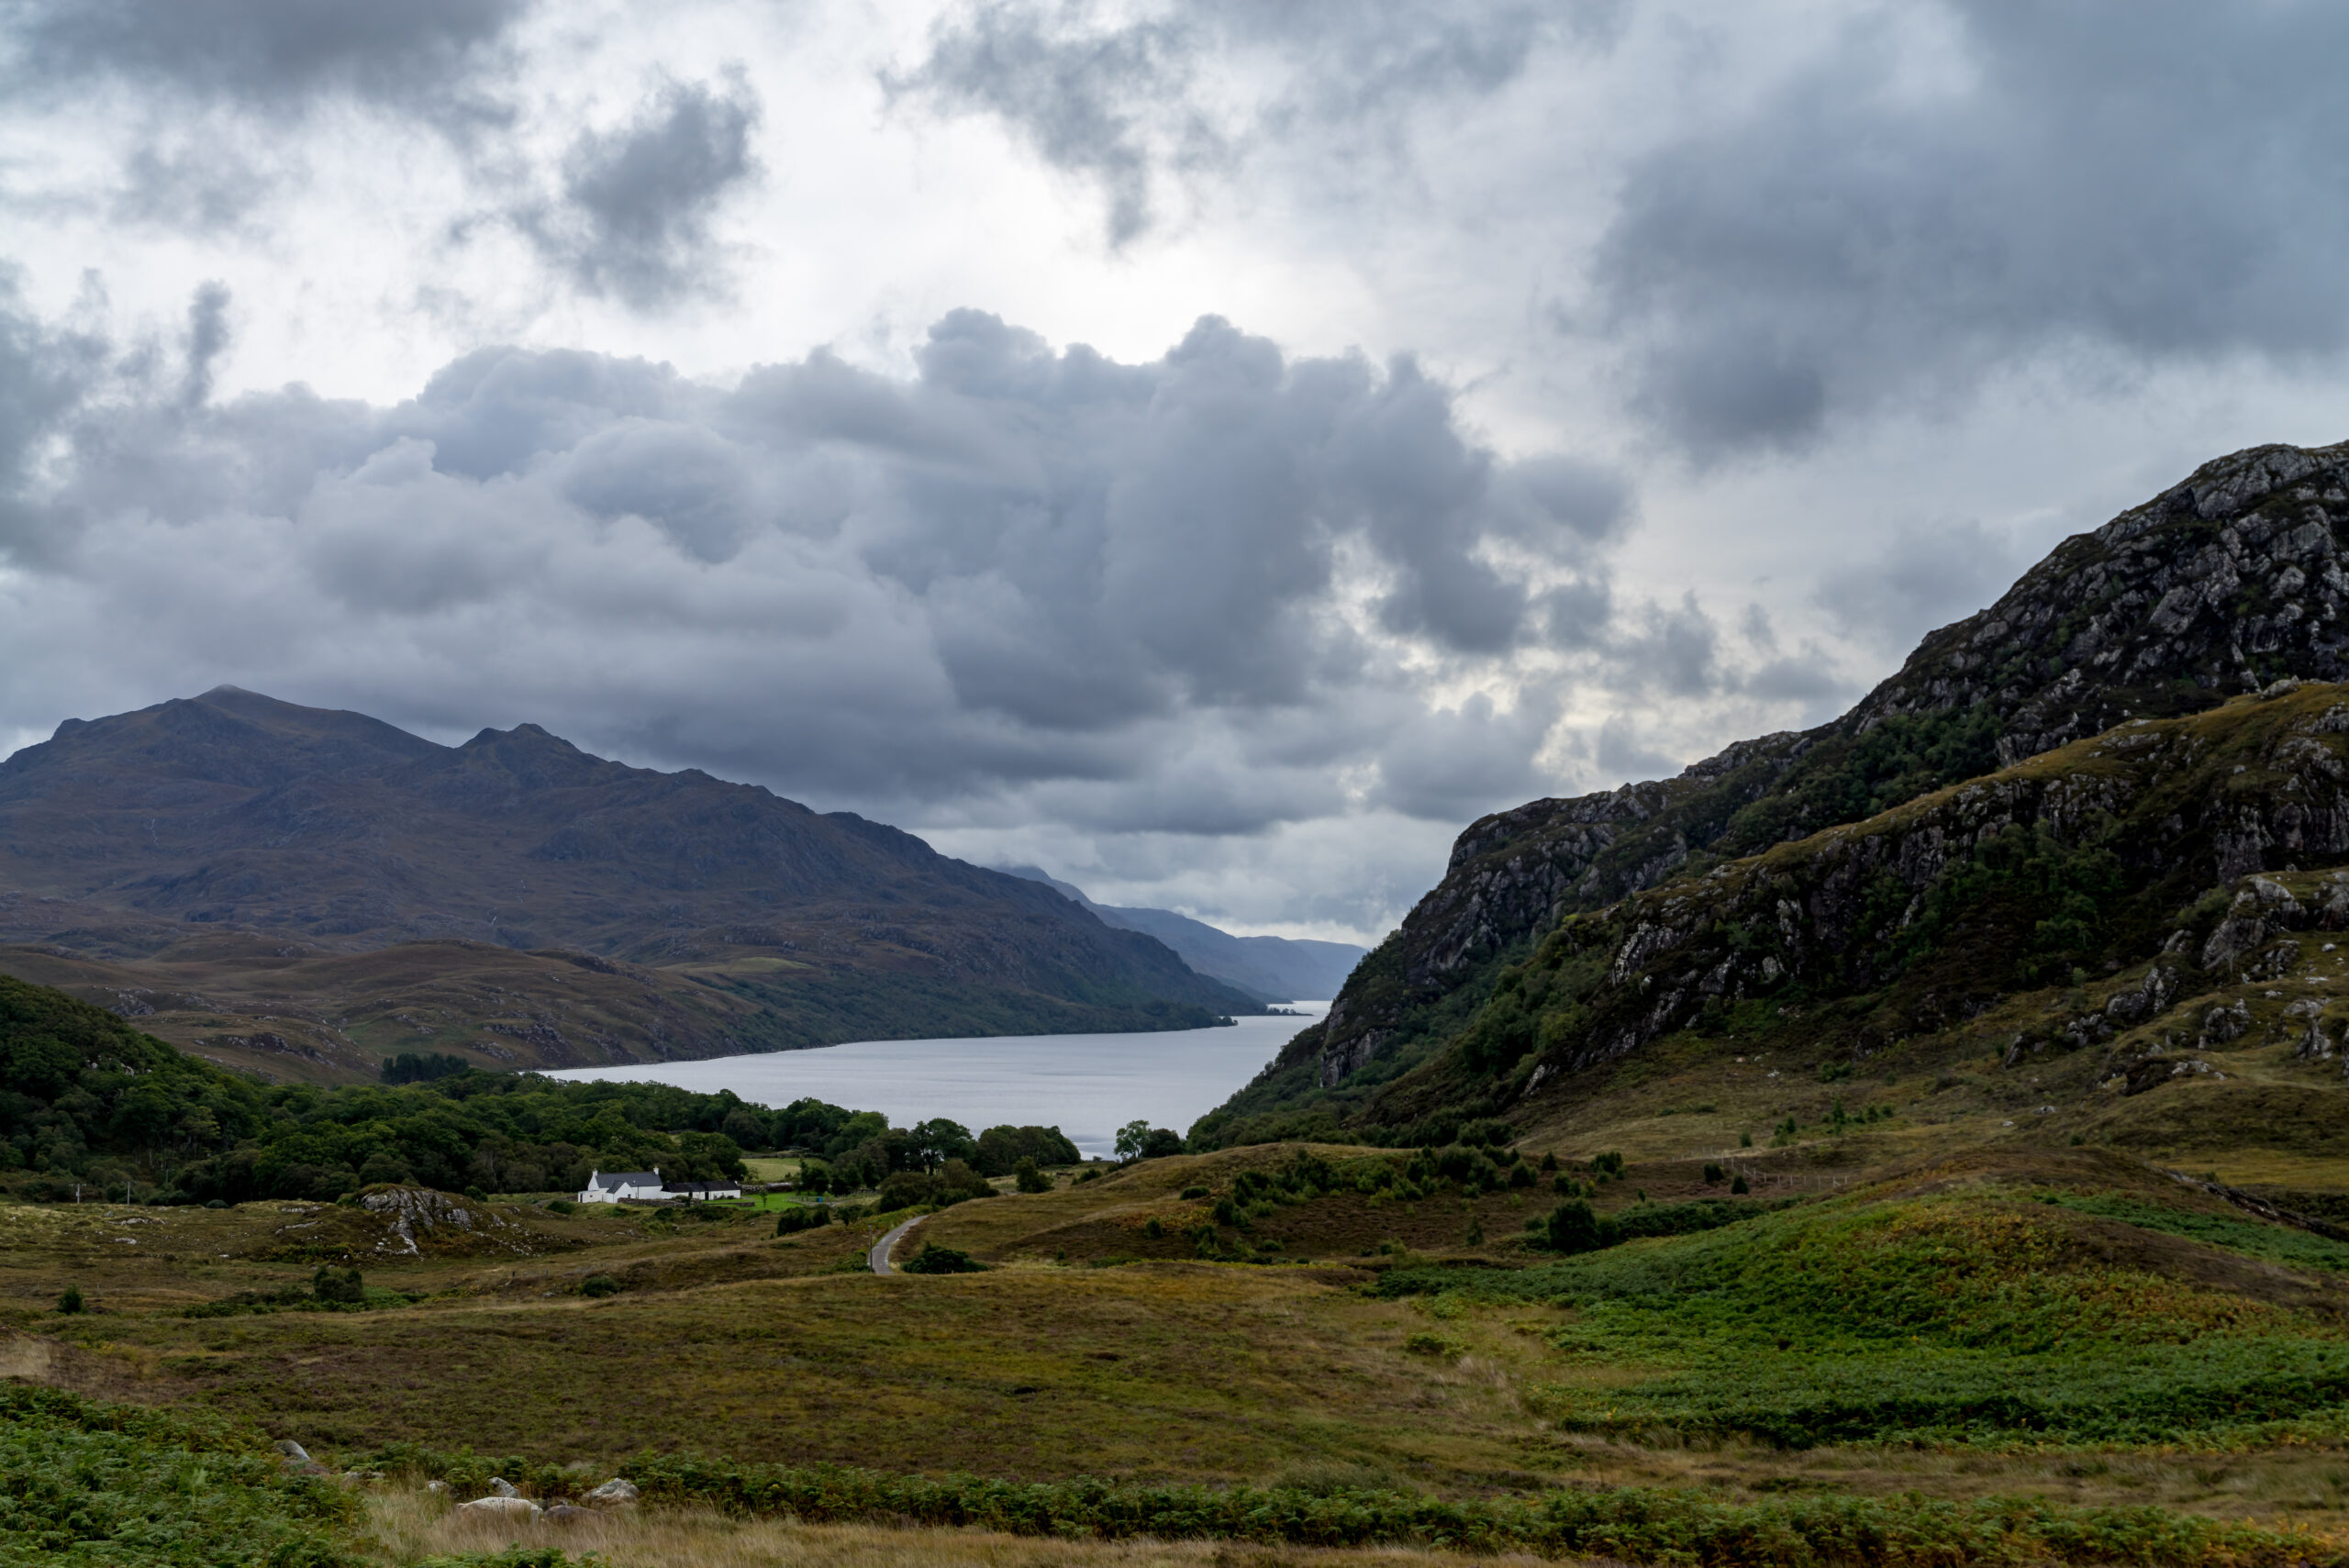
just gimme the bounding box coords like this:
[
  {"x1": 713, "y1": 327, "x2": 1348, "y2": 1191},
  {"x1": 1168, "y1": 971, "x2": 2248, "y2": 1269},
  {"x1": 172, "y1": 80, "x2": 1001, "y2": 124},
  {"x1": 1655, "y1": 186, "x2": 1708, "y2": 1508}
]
[
  {"x1": 1810, "y1": 517, "x2": 2023, "y2": 651},
  {"x1": 893, "y1": 0, "x2": 1599, "y2": 242},
  {"x1": 0, "y1": 303, "x2": 1641, "y2": 834},
  {"x1": 526, "y1": 75, "x2": 764, "y2": 308},
  {"x1": 1596, "y1": 0, "x2": 2349, "y2": 455},
  {"x1": 6, "y1": 0, "x2": 530, "y2": 114}
]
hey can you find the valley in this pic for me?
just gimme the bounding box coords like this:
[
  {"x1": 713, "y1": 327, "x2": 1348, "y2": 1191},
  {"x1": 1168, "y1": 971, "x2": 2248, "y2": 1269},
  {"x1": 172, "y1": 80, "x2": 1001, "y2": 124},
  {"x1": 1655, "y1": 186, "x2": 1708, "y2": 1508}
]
[{"x1": 7, "y1": 441, "x2": 2349, "y2": 1566}]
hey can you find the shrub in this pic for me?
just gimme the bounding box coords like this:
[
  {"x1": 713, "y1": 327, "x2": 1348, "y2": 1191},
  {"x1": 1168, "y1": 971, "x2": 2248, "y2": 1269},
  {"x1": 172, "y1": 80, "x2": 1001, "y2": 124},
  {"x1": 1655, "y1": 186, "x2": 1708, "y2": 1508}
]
[
  {"x1": 1507, "y1": 1163, "x2": 1535, "y2": 1189},
  {"x1": 1731, "y1": 1173, "x2": 1751, "y2": 1195},
  {"x1": 56, "y1": 1284, "x2": 83, "y2": 1315},
  {"x1": 545, "y1": 1197, "x2": 575, "y2": 1214},
  {"x1": 874, "y1": 1171, "x2": 935, "y2": 1213},
  {"x1": 1074, "y1": 1168, "x2": 1102, "y2": 1184},
  {"x1": 1143, "y1": 1218, "x2": 1163, "y2": 1240},
  {"x1": 1539, "y1": 1151, "x2": 1558, "y2": 1172},
  {"x1": 579, "y1": 1275, "x2": 621, "y2": 1298},
  {"x1": 1542, "y1": 1199, "x2": 1601, "y2": 1254},
  {"x1": 774, "y1": 1204, "x2": 830, "y2": 1237},
  {"x1": 1589, "y1": 1151, "x2": 1625, "y2": 1178},
  {"x1": 1703, "y1": 1162, "x2": 1726, "y2": 1184},
  {"x1": 1013, "y1": 1158, "x2": 1052, "y2": 1194},
  {"x1": 311, "y1": 1266, "x2": 364, "y2": 1306},
  {"x1": 899, "y1": 1243, "x2": 985, "y2": 1274},
  {"x1": 1179, "y1": 1184, "x2": 1209, "y2": 1199}
]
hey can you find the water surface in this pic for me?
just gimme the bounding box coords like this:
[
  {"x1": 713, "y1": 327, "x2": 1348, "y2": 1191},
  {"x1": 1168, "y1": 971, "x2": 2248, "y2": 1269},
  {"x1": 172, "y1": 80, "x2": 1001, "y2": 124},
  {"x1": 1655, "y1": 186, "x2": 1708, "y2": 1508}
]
[{"x1": 547, "y1": 1004, "x2": 1329, "y2": 1159}]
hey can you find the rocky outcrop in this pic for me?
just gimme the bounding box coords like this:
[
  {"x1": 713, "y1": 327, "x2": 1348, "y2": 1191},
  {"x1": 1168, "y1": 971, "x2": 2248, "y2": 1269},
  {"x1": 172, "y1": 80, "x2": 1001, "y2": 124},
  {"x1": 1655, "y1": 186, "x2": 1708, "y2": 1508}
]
[{"x1": 1301, "y1": 440, "x2": 2349, "y2": 1095}]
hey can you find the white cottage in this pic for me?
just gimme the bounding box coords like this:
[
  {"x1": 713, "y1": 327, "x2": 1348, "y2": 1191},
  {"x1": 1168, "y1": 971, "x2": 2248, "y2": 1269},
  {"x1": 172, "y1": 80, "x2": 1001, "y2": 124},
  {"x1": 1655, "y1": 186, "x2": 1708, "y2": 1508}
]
[{"x1": 578, "y1": 1168, "x2": 665, "y2": 1204}]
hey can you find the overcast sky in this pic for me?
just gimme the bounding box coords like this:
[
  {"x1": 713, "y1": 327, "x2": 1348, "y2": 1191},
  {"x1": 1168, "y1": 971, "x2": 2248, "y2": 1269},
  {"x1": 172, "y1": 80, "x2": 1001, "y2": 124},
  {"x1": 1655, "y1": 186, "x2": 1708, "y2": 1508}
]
[{"x1": 5, "y1": 0, "x2": 2347, "y2": 943}]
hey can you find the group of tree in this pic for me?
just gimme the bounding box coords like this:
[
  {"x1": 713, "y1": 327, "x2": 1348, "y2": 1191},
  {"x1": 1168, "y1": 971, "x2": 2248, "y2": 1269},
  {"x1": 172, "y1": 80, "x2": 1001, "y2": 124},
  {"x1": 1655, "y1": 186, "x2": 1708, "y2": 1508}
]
[
  {"x1": 0, "y1": 975, "x2": 1016, "y2": 1207},
  {"x1": 794, "y1": 1120, "x2": 1080, "y2": 1195}
]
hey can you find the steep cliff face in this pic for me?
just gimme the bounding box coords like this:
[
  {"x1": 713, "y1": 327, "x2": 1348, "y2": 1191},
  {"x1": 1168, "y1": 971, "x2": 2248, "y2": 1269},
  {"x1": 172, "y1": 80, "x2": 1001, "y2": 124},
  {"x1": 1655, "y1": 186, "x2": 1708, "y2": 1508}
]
[{"x1": 1200, "y1": 439, "x2": 2349, "y2": 1142}]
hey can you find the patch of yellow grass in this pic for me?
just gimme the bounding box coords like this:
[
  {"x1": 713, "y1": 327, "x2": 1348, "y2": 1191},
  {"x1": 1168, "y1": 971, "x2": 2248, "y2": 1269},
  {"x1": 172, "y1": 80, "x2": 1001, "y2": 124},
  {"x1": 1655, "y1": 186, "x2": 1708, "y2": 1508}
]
[{"x1": 360, "y1": 1489, "x2": 1587, "y2": 1568}]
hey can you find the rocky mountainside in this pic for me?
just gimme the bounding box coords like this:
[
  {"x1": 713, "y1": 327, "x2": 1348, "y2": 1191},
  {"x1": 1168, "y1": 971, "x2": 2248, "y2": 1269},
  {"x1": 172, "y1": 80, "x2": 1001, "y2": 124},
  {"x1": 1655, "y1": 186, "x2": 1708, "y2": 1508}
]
[
  {"x1": 0, "y1": 687, "x2": 1256, "y2": 1077},
  {"x1": 1198, "y1": 439, "x2": 2349, "y2": 1145},
  {"x1": 997, "y1": 866, "x2": 1366, "y2": 1003}
]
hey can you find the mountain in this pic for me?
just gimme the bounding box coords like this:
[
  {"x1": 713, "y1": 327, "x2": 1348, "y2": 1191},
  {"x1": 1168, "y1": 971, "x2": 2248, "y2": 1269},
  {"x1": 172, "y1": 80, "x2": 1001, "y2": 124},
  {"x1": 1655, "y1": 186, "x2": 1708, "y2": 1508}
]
[
  {"x1": 0, "y1": 687, "x2": 1258, "y2": 1081},
  {"x1": 1196, "y1": 438, "x2": 2349, "y2": 1147},
  {"x1": 996, "y1": 866, "x2": 1367, "y2": 1002}
]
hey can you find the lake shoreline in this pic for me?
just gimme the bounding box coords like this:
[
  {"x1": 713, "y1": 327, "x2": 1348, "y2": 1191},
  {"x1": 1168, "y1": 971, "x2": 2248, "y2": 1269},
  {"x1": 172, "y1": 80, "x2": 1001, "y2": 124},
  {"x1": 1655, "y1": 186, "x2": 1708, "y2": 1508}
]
[{"x1": 546, "y1": 1003, "x2": 1330, "y2": 1159}]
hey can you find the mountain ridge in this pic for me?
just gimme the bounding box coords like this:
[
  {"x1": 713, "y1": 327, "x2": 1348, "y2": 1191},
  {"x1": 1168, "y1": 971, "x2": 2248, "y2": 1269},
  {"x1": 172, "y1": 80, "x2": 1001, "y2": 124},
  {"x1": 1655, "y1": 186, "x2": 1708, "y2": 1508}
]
[
  {"x1": 0, "y1": 686, "x2": 1259, "y2": 1079},
  {"x1": 995, "y1": 864, "x2": 1366, "y2": 1002},
  {"x1": 1198, "y1": 437, "x2": 2349, "y2": 1146}
]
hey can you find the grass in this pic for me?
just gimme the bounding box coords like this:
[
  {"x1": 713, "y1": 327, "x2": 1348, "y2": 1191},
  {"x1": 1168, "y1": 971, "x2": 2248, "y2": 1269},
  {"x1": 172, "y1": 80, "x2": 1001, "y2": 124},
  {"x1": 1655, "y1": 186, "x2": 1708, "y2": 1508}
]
[{"x1": 2, "y1": 1129, "x2": 2348, "y2": 1560}]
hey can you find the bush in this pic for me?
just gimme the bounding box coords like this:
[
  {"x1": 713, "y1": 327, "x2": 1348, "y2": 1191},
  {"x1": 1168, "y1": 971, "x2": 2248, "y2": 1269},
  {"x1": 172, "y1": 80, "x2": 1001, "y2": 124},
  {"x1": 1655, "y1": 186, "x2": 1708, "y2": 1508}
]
[
  {"x1": 1507, "y1": 1163, "x2": 1534, "y2": 1188},
  {"x1": 1542, "y1": 1199, "x2": 1602, "y2": 1254},
  {"x1": 874, "y1": 1171, "x2": 934, "y2": 1214},
  {"x1": 579, "y1": 1275, "x2": 621, "y2": 1298},
  {"x1": 1703, "y1": 1162, "x2": 1725, "y2": 1184},
  {"x1": 56, "y1": 1284, "x2": 83, "y2": 1315},
  {"x1": 1179, "y1": 1184, "x2": 1209, "y2": 1199},
  {"x1": 774, "y1": 1204, "x2": 831, "y2": 1237},
  {"x1": 898, "y1": 1242, "x2": 985, "y2": 1274},
  {"x1": 311, "y1": 1266, "x2": 364, "y2": 1306},
  {"x1": 545, "y1": 1197, "x2": 575, "y2": 1214},
  {"x1": 1013, "y1": 1158, "x2": 1052, "y2": 1194},
  {"x1": 1539, "y1": 1151, "x2": 1558, "y2": 1172},
  {"x1": 1731, "y1": 1173, "x2": 1751, "y2": 1195}
]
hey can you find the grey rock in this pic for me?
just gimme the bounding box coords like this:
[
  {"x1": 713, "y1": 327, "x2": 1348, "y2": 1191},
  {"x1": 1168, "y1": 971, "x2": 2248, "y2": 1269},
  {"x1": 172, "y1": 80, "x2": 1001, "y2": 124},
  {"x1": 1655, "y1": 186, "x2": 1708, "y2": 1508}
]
[
  {"x1": 584, "y1": 1476, "x2": 640, "y2": 1506},
  {"x1": 544, "y1": 1504, "x2": 596, "y2": 1523},
  {"x1": 457, "y1": 1496, "x2": 540, "y2": 1519},
  {"x1": 273, "y1": 1440, "x2": 309, "y2": 1462},
  {"x1": 487, "y1": 1476, "x2": 518, "y2": 1497}
]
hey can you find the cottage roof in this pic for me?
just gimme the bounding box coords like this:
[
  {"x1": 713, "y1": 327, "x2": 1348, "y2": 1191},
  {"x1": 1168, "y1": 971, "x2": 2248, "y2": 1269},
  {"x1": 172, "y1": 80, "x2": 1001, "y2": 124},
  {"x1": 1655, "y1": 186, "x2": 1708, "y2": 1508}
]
[{"x1": 585, "y1": 1171, "x2": 662, "y2": 1191}]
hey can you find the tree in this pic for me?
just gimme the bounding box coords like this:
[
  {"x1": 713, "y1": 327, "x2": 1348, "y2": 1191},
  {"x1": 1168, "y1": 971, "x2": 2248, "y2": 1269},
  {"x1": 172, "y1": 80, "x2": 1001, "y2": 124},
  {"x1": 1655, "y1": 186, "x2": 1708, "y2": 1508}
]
[
  {"x1": 1543, "y1": 1198, "x2": 1602, "y2": 1254},
  {"x1": 1013, "y1": 1157, "x2": 1052, "y2": 1194},
  {"x1": 908, "y1": 1118, "x2": 976, "y2": 1172},
  {"x1": 1114, "y1": 1119, "x2": 1153, "y2": 1161}
]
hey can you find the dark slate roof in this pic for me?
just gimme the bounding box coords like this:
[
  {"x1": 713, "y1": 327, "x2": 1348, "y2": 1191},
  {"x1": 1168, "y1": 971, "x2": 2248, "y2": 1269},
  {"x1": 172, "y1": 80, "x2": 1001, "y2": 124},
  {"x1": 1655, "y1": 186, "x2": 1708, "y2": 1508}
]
[{"x1": 586, "y1": 1171, "x2": 662, "y2": 1190}]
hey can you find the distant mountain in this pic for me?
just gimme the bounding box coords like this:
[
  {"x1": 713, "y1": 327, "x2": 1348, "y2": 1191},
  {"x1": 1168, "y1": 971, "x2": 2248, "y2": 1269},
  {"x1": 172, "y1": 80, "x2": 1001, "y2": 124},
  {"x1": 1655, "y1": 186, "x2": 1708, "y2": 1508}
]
[
  {"x1": 996, "y1": 866, "x2": 1365, "y2": 1003},
  {"x1": 0, "y1": 687, "x2": 1259, "y2": 1080}
]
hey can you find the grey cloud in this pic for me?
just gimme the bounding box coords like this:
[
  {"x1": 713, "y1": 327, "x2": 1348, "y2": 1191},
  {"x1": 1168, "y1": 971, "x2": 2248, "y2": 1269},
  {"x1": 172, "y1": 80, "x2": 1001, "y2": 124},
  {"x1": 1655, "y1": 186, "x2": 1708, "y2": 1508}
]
[
  {"x1": 1597, "y1": 0, "x2": 2349, "y2": 455},
  {"x1": 1, "y1": 303, "x2": 1637, "y2": 836},
  {"x1": 528, "y1": 74, "x2": 763, "y2": 307},
  {"x1": 6, "y1": 0, "x2": 529, "y2": 116},
  {"x1": 180, "y1": 281, "x2": 230, "y2": 409},
  {"x1": 1810, "y1": 517, "x2": 2023, "y2": 651},
  {"x1": 893, "y1": 0, "x2": 1593, "y2": 242}
]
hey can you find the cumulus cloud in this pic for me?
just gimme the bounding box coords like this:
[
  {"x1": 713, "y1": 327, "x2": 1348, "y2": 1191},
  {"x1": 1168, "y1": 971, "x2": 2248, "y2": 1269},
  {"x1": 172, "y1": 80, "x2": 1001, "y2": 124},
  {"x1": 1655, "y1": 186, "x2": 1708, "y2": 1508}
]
[
  {"x1": 523, "y1": 73, "x2": 764, "y2": 307},
  {"x1": 0, "y1": 294, "x2": 1674, "y2": 912},
  {"x1": 1595, "y1": 0, "x2": 2349, "y2": 455}
]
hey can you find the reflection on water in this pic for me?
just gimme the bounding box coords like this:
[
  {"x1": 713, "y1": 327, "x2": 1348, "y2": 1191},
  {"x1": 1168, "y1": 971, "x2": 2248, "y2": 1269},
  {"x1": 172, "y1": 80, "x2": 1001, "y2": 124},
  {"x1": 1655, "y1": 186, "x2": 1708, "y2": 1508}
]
[{"x1": 545, "y1": 1004, "x2": 1330, "y2": 1159}]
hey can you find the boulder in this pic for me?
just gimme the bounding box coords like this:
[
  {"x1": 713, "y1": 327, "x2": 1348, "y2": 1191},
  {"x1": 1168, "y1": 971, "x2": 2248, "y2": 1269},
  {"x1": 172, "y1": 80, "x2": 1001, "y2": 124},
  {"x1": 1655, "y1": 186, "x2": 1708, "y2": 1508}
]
[
  {"x1": 273, "y1": 1440, "x2": 310, "y2": 1462},
  {"x1": 544, "y1": 1504, "x2": 596, "y2": 1523},
  {"x1": 457, "y1": 1496, "x2": 540, "y2": 1520},
  {"x1": 486, "y1": 1476, "x2": 518, "y2": 1497},
  {"x1": 584, "y1": 1476, "x2": 640, "y2": 1506}
]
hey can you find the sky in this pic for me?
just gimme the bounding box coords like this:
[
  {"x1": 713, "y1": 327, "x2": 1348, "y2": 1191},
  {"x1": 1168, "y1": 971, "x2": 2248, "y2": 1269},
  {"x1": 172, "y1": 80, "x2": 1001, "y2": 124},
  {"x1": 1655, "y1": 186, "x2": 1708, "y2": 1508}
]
[{"x1": 4, "y1": 0, "x2": 2348, "y2": 944}]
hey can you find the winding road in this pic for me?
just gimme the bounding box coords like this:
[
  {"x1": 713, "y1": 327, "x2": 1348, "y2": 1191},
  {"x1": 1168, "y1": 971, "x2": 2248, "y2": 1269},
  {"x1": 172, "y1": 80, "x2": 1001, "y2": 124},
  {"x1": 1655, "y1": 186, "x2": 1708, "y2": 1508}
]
[{"x1": 869, "y1": 1215, "x2": 924, "y2": 1274}]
